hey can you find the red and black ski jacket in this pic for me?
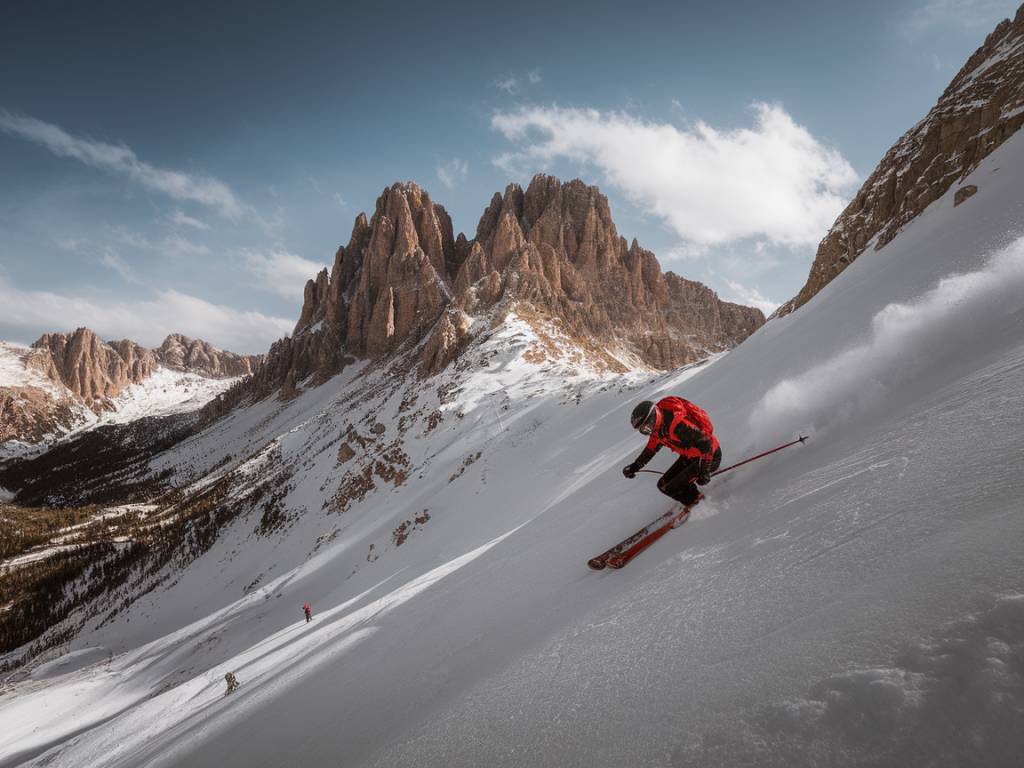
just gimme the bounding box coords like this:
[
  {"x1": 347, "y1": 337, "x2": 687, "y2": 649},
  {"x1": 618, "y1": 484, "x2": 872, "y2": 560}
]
[{"x1": 632, "y1": 396, "x2": 719, "y2": 473}]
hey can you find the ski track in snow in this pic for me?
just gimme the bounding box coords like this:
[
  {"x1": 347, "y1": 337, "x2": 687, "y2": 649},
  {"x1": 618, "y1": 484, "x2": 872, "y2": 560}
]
[
  {"x1": 1, "y1": 524, "x2": 525, "y2": 768},
  {"x1": 4, "y1": 128, "x2": 1024, "y2": 767}
]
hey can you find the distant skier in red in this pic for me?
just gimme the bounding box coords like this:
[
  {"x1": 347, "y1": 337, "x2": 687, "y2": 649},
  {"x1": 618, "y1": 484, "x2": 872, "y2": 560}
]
[
  {"x1": 622, "y1": 397, "x2": 721, "y2": 507},
  {"x1": 303, "y1": 602, "x2": 312, "y2": 623}
]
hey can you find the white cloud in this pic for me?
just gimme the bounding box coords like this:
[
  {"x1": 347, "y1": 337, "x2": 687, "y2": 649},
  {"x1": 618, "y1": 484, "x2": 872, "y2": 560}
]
[
  {"x1": 0, "y1": 276, "x2": 291, "y2": 354},
  {"x1": 99, "y1": 249, "x2": 139, "y2": 284},
  {"x1": 527, "y1": 68, "x2": 542, "y2": 84},
  {"x1": 0, "y1": 110, "x2": 243, "y2": 218},
  {"x1": 664, "y1": 242, "x2": 710, "y2": 262},
  {"x1": 109, "y1": 227, "x2": 150, "y2": 249},
  {"x1": 162, "y1": 235, "x2": 210, "y2": 258},
  {"x1": 495, "y1": 75, "x2": 519, "y2": 94},
  {"x1": 723, "y1": 279, "x2": 779, "y2": 315},
  {"x1": 436, "y1": 158, "x2": 469, "y2": 190},
  {"x1": 491, "y1": 102, "x2": 858, "y2": 248},
  {"x1": 900, "y1": 0, "x2": 1018, "y2": 38},
  {"x1": 56, "y1": 237, "x2": 85, "y2": 252},
  {"x1": 170, "y1": 209, "x2": 210, "y2": 230},
  {"x1": 241, "y1": 249, "x2": 330, "y2": 300},
  {"x1": 107, "y1": 228, "x2": 210, "y2": 258},
  {"x1": 333, "y1": 192, "x2": 347, "y2": 209}
]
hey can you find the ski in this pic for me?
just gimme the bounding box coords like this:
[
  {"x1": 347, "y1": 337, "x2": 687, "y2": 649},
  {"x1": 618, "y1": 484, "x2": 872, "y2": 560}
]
[
  {"x1": 587, "y1": 507, "x2": 680, "y2": 570},
  {"x1": 605, "y1": 508, "x2": 691, "y2": 570}
]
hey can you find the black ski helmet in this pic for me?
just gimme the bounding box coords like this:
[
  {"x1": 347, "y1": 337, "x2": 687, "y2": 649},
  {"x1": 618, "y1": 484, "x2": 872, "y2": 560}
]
[{"x1": 630, "y1": 400, "x2": 656, "y2": 432}]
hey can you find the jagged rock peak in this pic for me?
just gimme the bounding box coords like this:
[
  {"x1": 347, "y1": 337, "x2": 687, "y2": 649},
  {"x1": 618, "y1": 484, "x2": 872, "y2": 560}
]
[
  {"x1": 156, "y1": 334, "x2": 260, "y2": 378},
  {"x1": 261, "y1": 182, "x2": 457, "y2": 400},
  {"x1": 775, "y1": 5, "x2": 1024, "y2": 318},
  {"x1": 29, "y1": 327, "x2": 257, "y2": 410},
  {"x1": 32, "y1": 328, "x2": 156, "y2": 408},
  {"x1": 252, "y1": 174, "x2": 765, "y2": 397}
]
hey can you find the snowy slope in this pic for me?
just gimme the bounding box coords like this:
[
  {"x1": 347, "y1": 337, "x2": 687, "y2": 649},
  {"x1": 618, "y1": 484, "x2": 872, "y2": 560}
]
[
  {"x1": 0, "y1": 344, "x2": 58, "y2": 392},
  {"x1": 94, "y1": 367, "x2": 244, "y2": 426},
  {"x1": 0, "y1": 363, "x2": 241, "y2": 460},
  {"x1": 3, "y1": 132, "x2": 1024, "y2": 767}
]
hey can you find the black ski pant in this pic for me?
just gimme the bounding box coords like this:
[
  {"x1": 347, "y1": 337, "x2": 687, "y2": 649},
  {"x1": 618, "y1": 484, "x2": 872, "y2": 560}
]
[{"x1": 656, "y1": 446, "x2": 722, "y2": 506}]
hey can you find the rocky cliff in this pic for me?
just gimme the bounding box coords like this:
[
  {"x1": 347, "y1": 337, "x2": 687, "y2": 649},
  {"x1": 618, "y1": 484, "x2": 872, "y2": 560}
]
[
  {"x1": 776, "y1": 4, "x2": 1024, "y2": 318},
  {"x1": 33, "y1": 329, "x2": 157, "y2": 409},
  {"x1": 0, "y1": 330, "x2": 261, "y2": 452},
  {"x1": 31, "y1": 328, "x2": 258, "y2": 410},
  {"x1": 156, "y1": 334, "x2": 259, "y2": 379},
  {"x1": 250, "y1": 176, "x2": 764, "y2": 398}
]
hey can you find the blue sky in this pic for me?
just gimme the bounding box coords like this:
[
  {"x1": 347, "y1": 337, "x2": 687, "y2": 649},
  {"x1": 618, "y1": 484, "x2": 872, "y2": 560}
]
[{"x1": 0, "y1": 0, "x2": 1019, "y2": 353}]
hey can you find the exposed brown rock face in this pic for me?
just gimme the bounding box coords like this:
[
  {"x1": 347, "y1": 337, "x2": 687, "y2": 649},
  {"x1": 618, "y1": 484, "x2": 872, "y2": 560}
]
[
  {"x1": 253, "y1": 176, "x2": 763, "y2": 397},
  {"x1": 33, "y1": 328, "x2": 157, "y2": 409},
  {"x1": 1, "y1": 331, "x2": 259, "y2": 448},
  {"x1": 0, "y1": 346, "x2": 80, "y2": 444},
  {"x1": 0, "y1": 387, "x2": 79, "y2": 444},
  {"x1": 440, "y1": 175, "x2": 764, "y2": 373},
  {"x1": 776, "y1": 5, "x2": 1024, "y2": 318},
  {"x1": 954, "y1": 185, "x2": 979, "y2": 207},
  {"x1": 29, "y1": 329, "x2": 259, "y2": 412},
  {"x1": 156, "y1": 334, "x2": 259, "y2": 378}
]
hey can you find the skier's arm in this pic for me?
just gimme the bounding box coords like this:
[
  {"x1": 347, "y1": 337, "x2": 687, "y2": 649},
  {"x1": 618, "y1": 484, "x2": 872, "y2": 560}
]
[
  {"x1": 623, "y1": 442, "x2": 660, "y2": 478},
  {"x1": 634, "y1": 441, "x2": 660, "y2": 469}
]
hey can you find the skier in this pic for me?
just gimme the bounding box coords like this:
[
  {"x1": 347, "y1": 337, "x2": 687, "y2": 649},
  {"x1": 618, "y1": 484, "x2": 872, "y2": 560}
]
[
  {"x1": 303, "y1": 602, "x2": 312, "y2": 623},
  {"x1": 622, "y1": 397, "x2": 721, "y2": 507}
]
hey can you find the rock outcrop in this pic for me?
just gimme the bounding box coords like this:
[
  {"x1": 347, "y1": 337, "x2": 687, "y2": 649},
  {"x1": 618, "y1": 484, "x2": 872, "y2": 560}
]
[
  {"x1": 156, "y1": 334, "x2": 259, "y2": 378},
  {"x1": 776, "y1": 5, "x2": 1024, "y2": 318},
  {"x1": 435, "y1": 175, "x2": 764, "y2": 373},
  {"x1": 0, "y1": 344, "x2": 81, "y2": 445},
  {"x1": 28, "y1": 329, "x2": 258, "y2": 411},
  {"x1": 0, "y1": 330, "x2": 262, "y2": 451},
  {"x1": 253, "y1": 176, "x2": 764, "y2": 397},
  {"x1": 33, "y1": 329, "x2": 157, "y2": 408}
]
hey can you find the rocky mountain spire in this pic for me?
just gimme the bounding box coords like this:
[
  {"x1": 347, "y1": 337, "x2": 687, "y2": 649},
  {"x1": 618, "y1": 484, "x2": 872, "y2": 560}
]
[
  {"x1": 29, "y1": 328, "x2": 259, "y2": 411},
  {"x1": 776, "y1": 4, "x2": 1024, "y2": 318},
  {"x1": 250, "y1": 176, "x2": 764, "y2": 398},
  {"x1": 430, "y1": 174, "x2": 762, "y2": 372},
  {"x1": 156, "y1": 334, "x2": 258, "y2": 378},
  {"x1": 33, "y1": 328, "x2": 157, "y2": 408},
  {"x1": 249, "y1": 183, "x2": 459, "y2": 397}
]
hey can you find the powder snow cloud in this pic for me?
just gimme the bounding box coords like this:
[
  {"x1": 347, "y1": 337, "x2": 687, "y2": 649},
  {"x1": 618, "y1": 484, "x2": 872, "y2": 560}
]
[
  {"x1": 748, "y1": 235, "x2": 1024, "y2": 443},
  {"x1": 491, "y1": 102, "x2": 858, "y2": 248}
]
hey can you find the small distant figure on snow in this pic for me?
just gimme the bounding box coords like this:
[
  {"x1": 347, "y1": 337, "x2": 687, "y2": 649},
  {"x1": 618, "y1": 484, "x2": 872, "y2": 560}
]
[
  {"x1": 224, "y1": 672, "x2": 239, "y2": 695},
  {"x1": 623, "y1": 397, "x2": 721, "y2": 507},
  {"x1": 303, "y1": 602, "x2": 313, "y2": 623}
]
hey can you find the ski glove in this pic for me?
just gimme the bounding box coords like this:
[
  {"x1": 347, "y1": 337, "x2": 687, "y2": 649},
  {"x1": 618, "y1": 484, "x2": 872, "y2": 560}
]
[
  {"x1": 622, "y1": 463, "x2": 640, "y2": 479},
  {"x1": 696, "y1": 471, "x2": 712, "y2": 486}
]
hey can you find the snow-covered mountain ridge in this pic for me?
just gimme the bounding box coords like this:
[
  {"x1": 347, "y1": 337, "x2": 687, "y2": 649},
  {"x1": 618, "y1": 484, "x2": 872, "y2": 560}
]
[
  {"x1": 244, "y1": 174, "x2": 763, "y2": 405},
  {"x1": 2, "y1": 120, "x2": 1024, "y2": 766},
  {"x1": 0, "y1": 330, "x2": 258, "y2": 457},
  {"x1": 776, "y1": 2, "x2": 1024, "y2": 318},
  {"x1": 4, "y1": 9, "x2": 1024, "y2": 764}
]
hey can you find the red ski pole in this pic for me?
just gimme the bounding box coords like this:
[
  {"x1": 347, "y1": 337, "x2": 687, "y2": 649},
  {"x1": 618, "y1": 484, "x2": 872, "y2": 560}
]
[
  {"x1": 638, "y1": 436, "x2": 808, "y2": 477},
  {"x1": 709, "y1": 435, "x2": 808, "y2": 477}
]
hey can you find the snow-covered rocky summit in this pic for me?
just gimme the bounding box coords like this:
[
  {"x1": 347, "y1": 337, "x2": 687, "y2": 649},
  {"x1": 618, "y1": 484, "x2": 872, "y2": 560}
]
[
  {"x1": 5, "y1": 12, "x2": 1024, "y2": 767},
  {"x1": 0, "y1": 329, "x2": 260, "y2": 455},
  {"x1": 4, "y1": 123, "x2": 1024, "y2": 766},
  {"x1": 243, "y1": 175, "x2": 763, "y2": 402},
  {"x1": 776, "y1": 3, "x2": 1024, "y2": 318}
]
